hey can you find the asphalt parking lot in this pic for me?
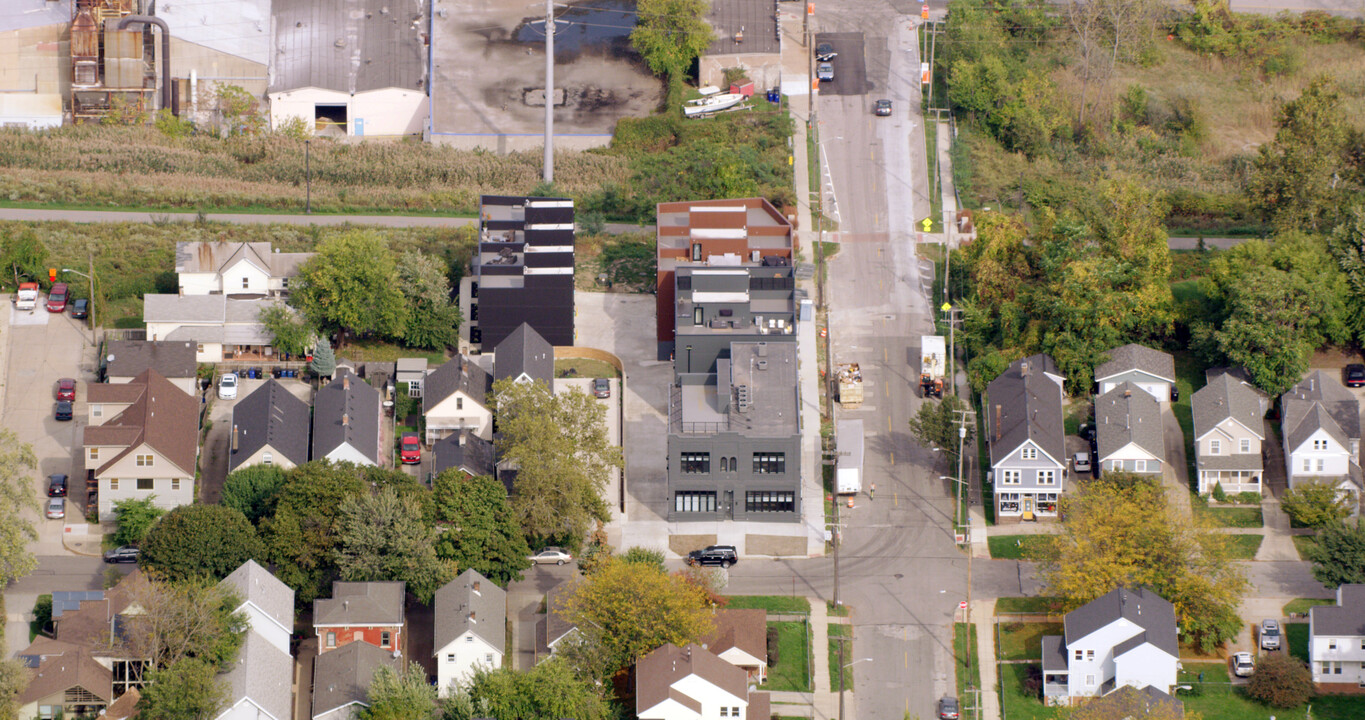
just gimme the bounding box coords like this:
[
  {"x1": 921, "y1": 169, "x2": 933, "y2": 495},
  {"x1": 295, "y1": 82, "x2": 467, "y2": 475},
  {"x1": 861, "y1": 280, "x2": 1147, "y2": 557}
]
[{"x1": 1, "y1": 298, "x2": 99, "y2": 550}]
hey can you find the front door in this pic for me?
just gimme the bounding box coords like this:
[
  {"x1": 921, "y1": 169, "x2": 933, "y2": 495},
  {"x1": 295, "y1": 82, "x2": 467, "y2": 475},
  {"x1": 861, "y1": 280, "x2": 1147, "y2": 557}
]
[
  {"x1": 1022, "y1": 495, "x2": 1035, "y2": 522},
  {"x1": 724, "y1": 490, "x2": 734, "y2": 520}
]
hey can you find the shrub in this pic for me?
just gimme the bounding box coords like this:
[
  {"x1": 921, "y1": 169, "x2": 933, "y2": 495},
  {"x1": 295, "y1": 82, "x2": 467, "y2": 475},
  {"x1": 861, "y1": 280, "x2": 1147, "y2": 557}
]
[
  {"x1": 1282, "y1": 478, "x2": 1353, "y2": 529},
  {"x1": 33, "y1": 595, "x2": 52, "y2": 634},
  {"x1": 1211, "y1": 482, "x2": 1228, "y2": 502},
  {"x1": 766, "y1": 625, "x2": 780, "y2": 665},
  {"x1": 1246, "y1": 653, "x2": 1313, "y2": 708},
  {"x1": 1020, "y1": 665, "x2": 1042, "y2": 696}
]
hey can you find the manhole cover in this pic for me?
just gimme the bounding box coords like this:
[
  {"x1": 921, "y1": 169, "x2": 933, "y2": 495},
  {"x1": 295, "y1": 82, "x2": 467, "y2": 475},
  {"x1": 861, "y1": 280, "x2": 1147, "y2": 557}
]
[{"x1": 894, "y1": 573, "x2": 904, "y2": 579}]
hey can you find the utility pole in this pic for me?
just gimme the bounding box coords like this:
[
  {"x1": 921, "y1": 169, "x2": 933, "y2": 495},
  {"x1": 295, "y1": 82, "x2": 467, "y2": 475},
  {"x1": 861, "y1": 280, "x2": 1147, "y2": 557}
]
[
  {"x1": 543, "y1": 0, "x2": 555, "y2": 184},
  {"x1": 305, "y1": 138, "x2": 312, "y2": 214},
  {"x1": 824, "y1": 442, "x2": 845, "y2": 608}
]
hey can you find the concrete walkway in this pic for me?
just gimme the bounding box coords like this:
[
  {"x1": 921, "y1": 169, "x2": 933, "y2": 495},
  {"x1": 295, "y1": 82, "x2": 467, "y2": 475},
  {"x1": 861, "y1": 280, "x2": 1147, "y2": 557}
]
[
  {"x1": 1254, "y1": 496, "x2": 1301, "y2": 561},
  {"x1": 1160, "y1": 405, "x2": 1194, "y2": 517},
  {"x1": 974, "y1": 599, "x2": 1000, "y2": 720},
  {"x1": 765, "y1": 600, "x2": 851, "y2": 720}
]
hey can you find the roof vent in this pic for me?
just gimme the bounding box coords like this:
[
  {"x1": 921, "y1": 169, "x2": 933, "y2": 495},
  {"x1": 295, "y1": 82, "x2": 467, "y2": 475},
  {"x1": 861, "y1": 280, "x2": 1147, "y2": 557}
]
[
  {"x1": 736, "y1": 385, "x2": 752, "y2": 413},
  {"x1": 757, "y1": 360, "x2": 768, "y2": 371}
]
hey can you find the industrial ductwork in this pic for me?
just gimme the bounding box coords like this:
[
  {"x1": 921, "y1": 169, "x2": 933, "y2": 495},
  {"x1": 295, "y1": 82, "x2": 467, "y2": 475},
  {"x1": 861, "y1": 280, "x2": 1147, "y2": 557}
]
[{"x1": 115, "y1": 15, "x2": 171, "y2": 112}]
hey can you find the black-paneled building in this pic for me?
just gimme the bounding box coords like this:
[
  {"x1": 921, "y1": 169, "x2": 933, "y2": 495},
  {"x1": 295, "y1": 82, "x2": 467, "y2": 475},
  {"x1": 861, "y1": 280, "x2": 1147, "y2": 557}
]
[{"x1": 467, "y1": 195, "x2": 575, "y2": 349}]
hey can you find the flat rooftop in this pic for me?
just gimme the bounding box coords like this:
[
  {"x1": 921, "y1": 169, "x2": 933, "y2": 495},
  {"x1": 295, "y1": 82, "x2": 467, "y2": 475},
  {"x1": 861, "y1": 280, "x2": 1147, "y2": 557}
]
[
  {"x1": 674, "y1": 342, "x2": 798, "y2": 438},
  {"x1": 705, "y1": 0, "x2": 781, "y2": 56}
]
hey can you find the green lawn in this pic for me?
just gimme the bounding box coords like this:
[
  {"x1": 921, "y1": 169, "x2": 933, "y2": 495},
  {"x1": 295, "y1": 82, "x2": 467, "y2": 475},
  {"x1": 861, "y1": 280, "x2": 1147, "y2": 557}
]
[
  {"x1": 554, "y1": 358, "x2": 619, "y2": 380},
  {"x1": 1287, "y1": 622, "x2": 1310, "y2": 663},
  {"x1": 1178, "y1": 660, "x2": 1365, "y2": 719},
  {"x1": 1170, "y1": 278, "x2": 1203, "y2": 305},
  {"x1": 761, "y1": 621, "x2": 811, "y2": 692},
  {"x1": 726, "y1": 595, "x2": 811, "y2": 614},
  {"x1": 826, "y1": 601, "x2": 850, "y2": 617},
  {"x1": 1225, "y1": 534, "x2": 1264, "y2": 559},
  {"x1": 337, "y1": 340, "x2": 447, "y2": 365},
  {"x1": 1198, "y1": 506, "x2": 1264, "y2": 528},
  {"x1": 997, "y1": 622, "x2": 1063, "y2": 662},
  {"x1": 1172, "y1": 351, "x2": 1204, "y2": 489},
  {"x1": 988, "y1": 534, "x2": 1049, "y2": 560},
  {"x1": 829, "y1": 624, "x2": 853, "y2": 691},
  {"x1": 995, "y1": 597, "x2": 1064, "y2": 615},
  {"x1": 1292, "y1": 534, "x2": 1318, "y2": 560},
  {"x1": 1283, "y1": 598, "x2": 1332, "y2": 617},
  {"x1": 953, "y1": 623, "x2": 979, "y2": 698},
  {"x1": 997, "y1": 662, "x2": 1060, "y2": 720}
]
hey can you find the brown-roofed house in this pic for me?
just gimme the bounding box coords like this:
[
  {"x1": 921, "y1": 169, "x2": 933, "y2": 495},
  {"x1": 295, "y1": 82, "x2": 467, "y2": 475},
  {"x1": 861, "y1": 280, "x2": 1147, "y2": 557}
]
[
  {"x1": 16, "y1": 647, "x2": 113, "y2": 720},
  {"x1": 701, "y1": 608, "x2": 768, "y2": 683},
  {"x1": 314, "y1": 581, "x2": 407, "y2": 655},
  {"x1": 83, "y1": 369, "x2": 199, "y2": 517},
  {"x1": 636, "y1": 643, "x2": 770, "y2": 720}
]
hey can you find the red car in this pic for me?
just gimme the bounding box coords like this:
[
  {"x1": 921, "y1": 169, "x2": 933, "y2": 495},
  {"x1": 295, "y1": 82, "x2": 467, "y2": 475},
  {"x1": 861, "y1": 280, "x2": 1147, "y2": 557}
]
[
  {"x1": 56, "y1": 378, "x2": 76, "y2": 402},
  {"x1": 400, "y1": 433, "x2": 421, "y2": 464},
  {"x1": 46, "y1": 283, "x2": 69, "y2": 313}
]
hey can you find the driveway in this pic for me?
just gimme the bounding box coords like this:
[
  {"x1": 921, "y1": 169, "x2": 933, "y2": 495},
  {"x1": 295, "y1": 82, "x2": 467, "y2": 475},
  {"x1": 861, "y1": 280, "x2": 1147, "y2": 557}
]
[
  {"x1": 507, "y1": 561, "x2": 580, "y2": 671},
  {"x1": 199, "y1": 376, "x2": 312, "y2": 503}
]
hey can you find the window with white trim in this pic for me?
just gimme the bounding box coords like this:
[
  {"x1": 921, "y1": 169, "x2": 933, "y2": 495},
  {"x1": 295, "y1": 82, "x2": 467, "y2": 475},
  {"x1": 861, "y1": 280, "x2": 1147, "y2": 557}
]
[
  {"x1": 1134, "y1": 460, "x2": 1146, "y2": 472},
  {"x1": 89, "y1": 448, "x2": 98, "y2": 461},
  {"x1": 262, "y1": 452, "x2": 273, "y2": 465},
  {"x1": 1315, "y1": 439, "x2": 1329, "y2": 451},
  {"x1": 1020, "y1": 447, "x2": 1038, "y2": 460},
  {"x1": 1318, "y1": 458, "x2": 1326, "y2": 472},
  {"x1": 1037, "y1": 470, "x2": 1055, "y2": 485},
  {"x1": 1304, "y1": 458, "x2": 1313, "y2": 472},
  {"x1": 136, "y1": 454, "x2": 153, "y2": 467},
  {"x1": 1210, "y1": 439, "x2": 1221, "y2": 455},
  {"x1": 675, "y1": 492, "x2": 716, "y2": 513},
  {"x1": 171, "y1": 479, "x2": 180, "y2": 491},
  {"x1": 1240, "y1": 438, "x2": 1251, "y2": 453},
  {"x1": 1001, "y1": 470, "x2": 1021, "y2": 485}
]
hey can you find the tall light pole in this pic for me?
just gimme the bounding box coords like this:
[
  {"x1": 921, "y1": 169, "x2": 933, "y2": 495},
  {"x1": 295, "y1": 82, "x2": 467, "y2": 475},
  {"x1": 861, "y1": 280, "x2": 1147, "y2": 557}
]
[
  {"x1": 543, "y1": 0, "x2": 555, "y2": 184},
  {"x1": 836, "y1": 649, "x2": 872, "y2": 720},
  {"x1": 61, "y1": 258, "x2": 97, "y2": 345},
  {"x1": 305, "y1": 138, "x2": 312, "y2": 214}
]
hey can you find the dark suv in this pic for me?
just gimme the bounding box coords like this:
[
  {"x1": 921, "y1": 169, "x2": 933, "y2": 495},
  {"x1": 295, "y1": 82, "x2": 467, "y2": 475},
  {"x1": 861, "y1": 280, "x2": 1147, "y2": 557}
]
[{"x1": 687, "y1": 545, "x2": 738, "y2": 568}]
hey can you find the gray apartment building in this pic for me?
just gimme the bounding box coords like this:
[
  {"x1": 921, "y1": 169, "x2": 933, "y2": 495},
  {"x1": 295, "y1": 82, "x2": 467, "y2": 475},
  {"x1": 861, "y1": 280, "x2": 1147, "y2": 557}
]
[{"x1": 666, "y1": 265, "x2": 801, "y2": 522}]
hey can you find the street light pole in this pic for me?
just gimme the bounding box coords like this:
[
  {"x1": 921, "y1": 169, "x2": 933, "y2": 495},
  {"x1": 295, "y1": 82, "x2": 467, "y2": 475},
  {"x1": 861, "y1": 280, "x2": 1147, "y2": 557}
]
[
  {"x1": 61, "y1": 259, "x2": 97, "y2": 346},
  {"x1": 305, "y1": 139, "x2": 312, "y2": 214},
  {"x1": 836, "y1": 649, "x2": 872, "y2": 720},
  {"x1": 543, "y1": 0, "x2": 555, "y2": 184}
]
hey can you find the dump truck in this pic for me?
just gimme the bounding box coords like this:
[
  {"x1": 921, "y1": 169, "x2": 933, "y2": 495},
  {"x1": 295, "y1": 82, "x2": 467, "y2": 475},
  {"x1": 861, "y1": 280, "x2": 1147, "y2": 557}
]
[
  {"x1": 836, "y1": 363, "x2": 864, "y2": 409},
  {"x1": 836, "y1": 419, "x2": 864, "y2": 495},
  {"x1": 14, "y1": 282, "x2": 38, "y2": 311},
  {"x1": 920, "y1": 335, "x2": 946, "y2": 398}
]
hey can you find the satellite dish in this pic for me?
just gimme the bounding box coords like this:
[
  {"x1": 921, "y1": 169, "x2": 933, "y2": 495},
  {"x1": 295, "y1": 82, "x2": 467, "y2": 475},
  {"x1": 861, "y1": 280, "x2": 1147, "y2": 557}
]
[{"x1": 107, "y1": 355, "x2": 115, "y2": 363}]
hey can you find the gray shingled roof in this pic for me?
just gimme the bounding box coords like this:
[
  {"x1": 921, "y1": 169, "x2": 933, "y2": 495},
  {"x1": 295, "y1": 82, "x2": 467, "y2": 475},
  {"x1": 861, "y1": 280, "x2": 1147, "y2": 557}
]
[
  {"x1": 543, "y1": 578, "x2": 582, "y2": 651},
  {"x1": 986, "y1": 354, "x2": 1066, "y2": 467},
  {"x1": 230, "y1": 379, "x2": 312, "y2": 472},
  {"x1": 270, "y1": 0, "x2": 426, "y2": 94},
  {"x1": 1041, "y1": 634, "x2": 1067, "y2": 672},
  {"x1": 433, "y1": 570, "x2": 506, "y2": 655},
  {"x1": 220, "y1": 560, "x2": 294, "y2": 636},
  {"x1": 314, "y1": 582, "x2": 406, "y2": 627},
  {"x1": 311, "y1": 640, "x2": 401, "y2": 718},
  {"x1": 222, "y1": 629, "x2": 293, "y2": 720},
  {"x1": 431, "y1": 431, "x2": 496, "y2": 479},
  {"x1": 1283, "y1": 370, "x2": 1361, "y2": 453},
  {"x1": 1064, "y1": 587, "x2": 1178, "y2": 658},
  {"x1": 105, "y1": 340, "x2": 197, "y2": 380},
  {"x1": 494, "y1": 323, "x2": 554, "y2": 387},
  {"x1": 1192, "y1": 370, "x2": 1266, "y2": 443},
  {"x1": 312, "y1": 369, "x2": 381, "y2": 465},
  {"x1": 1095, "y1": 344, "x2": 1176, "y2": 383},
  {"x1": 175, "y1": 241, "x2": 271, "y2": 275},
  {"x1": 1311, "y1": 584, "x2": 1365, "y2": 637},
  {"x1": 422, "y1": 356, "x2": 490, "y2": 412},
  {"x1": 1096, "y1": 382, "x2": 1164, "y2": 461}
]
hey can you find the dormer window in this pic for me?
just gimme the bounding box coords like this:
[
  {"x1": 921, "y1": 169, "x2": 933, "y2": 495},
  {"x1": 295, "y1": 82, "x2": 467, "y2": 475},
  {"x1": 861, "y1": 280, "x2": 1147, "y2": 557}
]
[
  {"x1": 1021, "y1": 448, "x2": 1037, "y2": 460},
  {"x1": 1314, "y1": 439, "x2": 1328, "y2": 451}
]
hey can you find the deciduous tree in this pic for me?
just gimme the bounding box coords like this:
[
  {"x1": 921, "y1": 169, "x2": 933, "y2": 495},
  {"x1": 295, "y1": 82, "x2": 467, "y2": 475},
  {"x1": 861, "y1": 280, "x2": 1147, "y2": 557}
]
[
  {"x1": 1281, "y1": 478, "x2": 1354, "y2": 530},
  {"x1": 1034, "y1": 475, "x2": 1246, "y2": 653},
  {"x1": 258, "y1": 304, "x2": 313, "y2": 357},
  {"x1": 260, "y1": 460, "x2": 367, "y2": 602},
  {"x1": 0, "y1": 430, "x2": 38, "y2": 587},
  {"x1": 137, "y1": 658, "x2": 229, "y2": 720},
  {"x1": 430, "y1": 472, "x2": 531, "y2": 586},
  {"x1": 111, "y1": 496, "x2": 165, "y2": 548},
  {"x1": 334, "y1": 487, "x2": 456, "y2": 604},
  {"x1": 139, "y1": 504, "x2": 263, "y2": 582},
  {"x1": 445, "y1": 657, "x2": 610, "y2": 720},
  {"x1": 0, "y1": 657, "x2": 29, "y2": 720},
  {"x1": 1069, "y1": 683, "x2": 1191, "y2": 720},
  {"x1": 123, "y1": 578, "x2": 246, "y2": 671},
  {"x1": 1246, "y1": 652, "x2": 1313, "y2": 708},
  {"x1": 0, "y1": 229, "x2": 47, "y2": 289},
  {"x1": 292, "y1": 231, "x2": 406, "y2": 341},
  {"x1": 561, "y1": 557, "x2": 714, "y2": 678},
  {"x1": 396, "y1": 251, "x2": 461, "y2": 351},
  {"x1": 221, "y1": 465, "x2": 288, "y2": 525},
  {"x1": 907, "y1": 394, "x2": 975, "y2": 466},
  {"x1": 493, "y1": 378, "x2": 622, "y2": 550},
  {"x1": 630, "y1": 0, "x2": 715, "y2": 79},
  {"x1": 361, "y1": 665, "x2": 437, "y2": 720},
  {"x1": 1305, "y1": 518, "x2": 1365, "y2": 589}
]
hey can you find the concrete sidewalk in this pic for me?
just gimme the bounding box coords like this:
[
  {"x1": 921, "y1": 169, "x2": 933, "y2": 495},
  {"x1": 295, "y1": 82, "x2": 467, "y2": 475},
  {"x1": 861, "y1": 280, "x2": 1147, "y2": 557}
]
[{"x1": 974, "y1": 599, "x2": 1000, "y2": 720}]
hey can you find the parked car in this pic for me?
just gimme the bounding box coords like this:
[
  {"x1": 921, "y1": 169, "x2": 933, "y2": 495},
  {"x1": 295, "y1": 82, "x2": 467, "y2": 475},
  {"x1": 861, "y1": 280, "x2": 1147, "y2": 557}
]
[
  {"x1": 1072, "y1": 452, "x2": 1091, "y2": 474},
  {"x1": 530, "y1": 547, "x2": 573, "y2": 565},
  {"x1": 686, "y1": 545, "x2": 738, "y2": 568},
  {"x1": 815, "y1": 42, "x2": 837, "y2": 61},
  {"x1": 399, "y1": 433, "x2": 421, "y2": 464},
  {"x1": 218, "y1": 372, "x2": 238, "y2": 400},
  {"x1": 103, "y1": 546, "x2": 140, "y2": 564},
  {"x1": 54, "y1": 401, "x2": 73, "y2": 421},
  {"x1": 46, "y1": 497, "x2": 65, "y2": 520},
  {"x1": 47, "y1": 474, "x2": 67, "y2": 497},
  {"x1": 46, "y1": 283, "x2": 68, "y2": 313},
  {"x1": 70, "y1": 298, "x2": 89, "y2": 320},
  {"x1": 593, "y1": 378, "x2": 611, "y2": 399},
  {"x1": 817, "y1": 62, "x2": 834, "y2": 81},
  {"x1": 56, "y1": 378, "x2": 76, "y2": 401},
  {"x1": 938, "y1": 696, "x2": 960, "y2": 720},
  {"x1": 1260, "y1": 619, "x2": 1281, "y2": 651},
  {"x1": 1346, "y1": 363, "x2": 1365, "y2": 388},
  {"x1": 1232, "y1": 651, "x2": 1255, "y2": 677}
]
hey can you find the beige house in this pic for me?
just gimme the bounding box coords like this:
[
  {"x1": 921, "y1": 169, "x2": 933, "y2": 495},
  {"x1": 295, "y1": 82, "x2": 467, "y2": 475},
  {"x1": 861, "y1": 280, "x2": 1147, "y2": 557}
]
[
  {"x1": 83, "y1": 370, "x2": 199, "y2": 517},
  {"x1": 1192, "y1": 369, "x2": 1268, "y2": 495}
]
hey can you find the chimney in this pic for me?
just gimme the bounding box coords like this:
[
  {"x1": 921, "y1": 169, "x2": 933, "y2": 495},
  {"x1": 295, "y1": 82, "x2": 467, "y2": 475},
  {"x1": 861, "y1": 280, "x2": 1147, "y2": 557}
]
[
  {"x1": 342, "y1": 413, "x2": 349, "y2": 427},
  {"x1": 343, "y1": 376, "x2": 350, "y2": 390},
  {"x1": 458, "y1": 432, "x2": 466, "y2": 447},
  {"x1": 473, "y1": 580, "x2": 480, "y2": 592},
  {"x1": 994, "y1": 405, "x2": 1002, "y2": 441},
  {"x1": 1020, "y1": 361, "x2": 1030, "y2": 376},
  {"x1": 1123, "y1": 388, "x2": 1131, "y2": 398},
  {"x1": 231, "y1": 425, "x2": 239, "y2": 453},
  {"x1": 469, "y1": 611, "x2": 477, "y2": 621}
]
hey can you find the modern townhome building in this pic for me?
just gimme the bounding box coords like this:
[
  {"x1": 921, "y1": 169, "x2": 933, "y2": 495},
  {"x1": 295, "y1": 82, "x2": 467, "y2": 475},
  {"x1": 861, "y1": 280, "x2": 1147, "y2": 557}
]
[
  {"x1": 1041, "y1": 587, "x2": 1179, "y2": 705},
  {"x1": 1191, "y1": 369, "x2": 1269, "y2": 495},
  {"x1": 143, "y1": 294, "x2": 290, "y2": 362},
  {"x1": 314, "y1": 581, "x2": 406, "y2": 655},
  {"x1": 433, "y1": 570, "x2": 506, "y2": 697},
  {"x1": 215, "y1": 561, "x2": 294, "y2": 720},
  {"x1": 1095, "y1": 344, "x2": 1177, "y2": 402},
  {"x1": 493, "y1": 322, "x2": 554, "y2": 387},
  {"x1": 311, "y1": 641, "x2": 403, "y2": 720},
  {"x1": 985, "y1": 355, "x2": 1067, "y2": 521},
  {"x1": 229, "y1": 379, "x2": 312, "y2": 472},
  {"x1": 666, "y1": 262, "x2": 801, "y2": 523},
  {"x1": 84, "y1": 370, "x2": 199, "y2": 517},
  {"x1": 1282, "y1": 371, "x2": 1363, "y2": 500},
  {"x1": 313, "y1": 370, "x2": 382, "y2": 466},
  {"x1": 174, "y1": 241, "x2": 313, "y2": 297},
  {"x1": 1095, "y1": 382, "x2": 1165, "y2": 478},
  {"x1": 636, "y1": 643, "x2": 771, "y2": 720},
  {"x1": 654, "y1": 198, "x2": 794, "y2": 360},
  {"x1": 422, "y1": 356, "x2": 493, "y2": 444},
  {"x1": 104, "y1": 340, "x2": 198, "y2": 396},
  {"x1": 1309, "y1": 583, "x2": 1365, "y2": 690},
  {"x1": 701, "y1": 608, "x2": 769, "y2": 684},
  {"x1": 463, "y1": 195, "x2": 575, "y2": 350}
]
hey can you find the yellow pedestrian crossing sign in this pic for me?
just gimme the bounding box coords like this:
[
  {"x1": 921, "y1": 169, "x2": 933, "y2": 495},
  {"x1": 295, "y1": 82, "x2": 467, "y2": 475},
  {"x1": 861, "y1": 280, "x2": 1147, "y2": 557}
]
[
  {"x1": 941, "y1": 302, "x2": 952, "y2": 313},
  {"x1": 920, "y1": 218, "x2": 933, "y2": 231}
]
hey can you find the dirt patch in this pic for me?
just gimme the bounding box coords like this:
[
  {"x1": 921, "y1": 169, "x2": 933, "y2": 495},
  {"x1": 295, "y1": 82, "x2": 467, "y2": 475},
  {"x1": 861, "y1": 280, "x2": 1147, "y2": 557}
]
[
  {"x1": 669, "y1": 534, "x2": 718, "y2": 556},
  {"x1": 745, "y1": 534, "x2": 808, "y2": 557}
]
